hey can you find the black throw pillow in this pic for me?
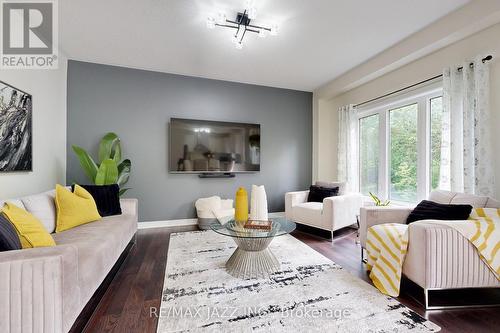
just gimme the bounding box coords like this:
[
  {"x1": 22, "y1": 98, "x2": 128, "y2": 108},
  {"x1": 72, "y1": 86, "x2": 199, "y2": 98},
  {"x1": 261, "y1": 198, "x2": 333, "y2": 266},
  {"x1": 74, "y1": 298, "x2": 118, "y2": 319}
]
[
  {"x1": 72, "y1": 184, "x2": 122, "y2": 217},
  {"x1": 406, "y1": 200, "x2": 473, "y2": 224},
  {"x1": 307, "y1": 185, "x2": 339, "y2": 203},
  {"x1": 0, "y1": 213, "x2": 22, "y2": 252}
]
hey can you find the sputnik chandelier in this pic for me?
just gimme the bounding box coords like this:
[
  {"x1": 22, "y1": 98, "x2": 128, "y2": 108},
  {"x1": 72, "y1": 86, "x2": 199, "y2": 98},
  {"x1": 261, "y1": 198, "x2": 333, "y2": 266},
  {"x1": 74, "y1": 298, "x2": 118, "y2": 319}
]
[{"x1": 206, "y1": 1, "x2": 278, "y2": 49}]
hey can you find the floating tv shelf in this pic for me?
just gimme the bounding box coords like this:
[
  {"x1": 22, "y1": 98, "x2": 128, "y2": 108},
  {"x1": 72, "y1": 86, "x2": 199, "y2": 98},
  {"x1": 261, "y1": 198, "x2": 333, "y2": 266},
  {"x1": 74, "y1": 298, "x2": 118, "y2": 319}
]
[{"x1": 198, "y1": 173, "x2": 236, "y2": 179}]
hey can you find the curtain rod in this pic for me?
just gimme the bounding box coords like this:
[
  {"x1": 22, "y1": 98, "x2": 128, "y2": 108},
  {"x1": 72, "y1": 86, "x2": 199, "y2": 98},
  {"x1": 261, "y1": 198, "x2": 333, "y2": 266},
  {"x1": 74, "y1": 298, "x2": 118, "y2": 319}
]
[{"x1": 353, "y1": 55, "x2": 493, "y2": 108}]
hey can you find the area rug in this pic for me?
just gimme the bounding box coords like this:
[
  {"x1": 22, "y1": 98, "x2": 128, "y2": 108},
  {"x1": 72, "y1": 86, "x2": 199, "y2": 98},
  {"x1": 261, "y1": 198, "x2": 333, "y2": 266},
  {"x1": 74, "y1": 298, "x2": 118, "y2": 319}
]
[{"x1": 157, "y1": 231, "x2": 440, "y2": 332}]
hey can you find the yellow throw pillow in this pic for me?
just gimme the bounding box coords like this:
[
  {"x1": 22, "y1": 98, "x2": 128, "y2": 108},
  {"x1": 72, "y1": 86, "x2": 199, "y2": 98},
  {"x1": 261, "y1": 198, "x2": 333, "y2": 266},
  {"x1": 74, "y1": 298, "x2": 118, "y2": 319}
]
[
  {"x1": 2, "y1": 203, "x2": 56, "y2": 248},
  {"x1": 55, "y1": 184, "x2": 101, "y2": 232}
]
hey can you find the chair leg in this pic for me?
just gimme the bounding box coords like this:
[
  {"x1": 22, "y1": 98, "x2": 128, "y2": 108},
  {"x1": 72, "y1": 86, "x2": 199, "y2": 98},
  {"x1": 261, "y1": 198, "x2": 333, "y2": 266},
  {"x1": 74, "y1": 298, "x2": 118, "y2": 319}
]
[
  {"x1": 424, "y1": 289, "x2": 429, "y2": 309},
  {"x1": 361, "y1": 247, "x2": 368, "y2": 263},
  {"x1": 331, "y1": 230, "x2": 334, "y2": 242}
]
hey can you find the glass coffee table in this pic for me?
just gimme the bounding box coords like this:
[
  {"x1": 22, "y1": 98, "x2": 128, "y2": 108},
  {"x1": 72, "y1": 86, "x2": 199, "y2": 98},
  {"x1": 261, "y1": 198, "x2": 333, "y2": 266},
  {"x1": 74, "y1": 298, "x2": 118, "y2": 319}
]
[{"x1": 211, "y1": 218, "x2": 296, "y2": 279}]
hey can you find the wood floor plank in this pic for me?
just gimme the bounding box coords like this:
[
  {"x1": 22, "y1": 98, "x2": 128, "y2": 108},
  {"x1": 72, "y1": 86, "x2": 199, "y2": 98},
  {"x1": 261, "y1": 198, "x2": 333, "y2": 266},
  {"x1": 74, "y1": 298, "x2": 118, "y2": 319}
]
[{"x1": 82, "y1": 226, "x2": 500, "y2": 333}]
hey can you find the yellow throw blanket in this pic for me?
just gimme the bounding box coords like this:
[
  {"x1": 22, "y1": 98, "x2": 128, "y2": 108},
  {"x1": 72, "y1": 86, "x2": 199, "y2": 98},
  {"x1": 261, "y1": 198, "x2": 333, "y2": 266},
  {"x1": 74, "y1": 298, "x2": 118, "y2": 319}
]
[
  {"x1": 366, "y1": 208, "x2": 500, "y2": 297},
  {"x1": 366, "y1": 223, "x2": 408, "y2": 297},
  {"x1": 424, "y1": 208, "x2": 500, "y2": 280},
  {"x1": 468, "y1": 208, "x2": 500, "y2": 278}
]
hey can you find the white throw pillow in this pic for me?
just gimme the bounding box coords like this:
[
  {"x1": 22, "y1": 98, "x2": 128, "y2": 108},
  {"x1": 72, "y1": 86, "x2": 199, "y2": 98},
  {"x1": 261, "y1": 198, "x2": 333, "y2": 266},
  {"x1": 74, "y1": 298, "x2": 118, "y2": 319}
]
[
  {"x1": 0, "y1": 199, "x2": 26, "y2": 210},
  {"x1": 21, "y1": 190, "x2": 57, "y2": 233}
]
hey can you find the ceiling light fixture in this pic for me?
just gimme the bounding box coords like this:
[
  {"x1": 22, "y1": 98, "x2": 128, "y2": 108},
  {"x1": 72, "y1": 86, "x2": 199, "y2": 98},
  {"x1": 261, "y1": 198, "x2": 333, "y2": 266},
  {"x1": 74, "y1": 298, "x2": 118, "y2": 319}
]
[{"x1": 206, "y1": 1, "x2": 278, "y2": 49}]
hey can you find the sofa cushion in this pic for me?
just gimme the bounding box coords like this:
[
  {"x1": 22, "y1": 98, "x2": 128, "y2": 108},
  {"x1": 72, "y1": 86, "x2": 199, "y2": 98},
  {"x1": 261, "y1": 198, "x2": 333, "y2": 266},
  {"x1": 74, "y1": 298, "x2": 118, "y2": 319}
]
[
  {"x1": 55, "y1": 185, "x2": 101, "y2": 233},
  {"x1": 21, "y1": 190, "x2": 57, "y2": 233},
  {"x1": 0, "y1": 199, "x2": 25, "y2": 210},
  {"x1": 406, "y1": 200, "x2": 473, "y2": 224},
  {"x1": 428, "y1": 190, "x2": 456, "y2": 204},
  {"x1": 0, "y1": 213, "x2": 22, "y2": 251},
  {"x1": 451, "y1": 193, "x2": 488, "y2": 207},
  {"x1": 2, "y1": 203, "x2": 56, "y2": 248},
  {"x1": 52, "y1": 212, "x2": 137, "y2": 302},
  {"x1": 428, "y1": 190, "x2": 495, "y2": 208},
  {"x1": 293, "y1": 202, "x2": 323, "y2": 224},
  {"x1": 315, "y1": 181, "x2": 346, "y2": 195},
  {"x1": 307, "y1": 185, "x2": 339, "y2": 203},
  {"x1": 485, "y1": 197, "x2": 500, "y2": 208},
  {"x1": 72, "y1": 184, "x2": 122, "y2": 217}
]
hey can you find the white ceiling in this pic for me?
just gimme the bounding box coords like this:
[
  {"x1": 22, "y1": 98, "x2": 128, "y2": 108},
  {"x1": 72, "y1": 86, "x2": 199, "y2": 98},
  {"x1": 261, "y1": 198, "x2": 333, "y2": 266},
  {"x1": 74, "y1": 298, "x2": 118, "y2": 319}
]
[{"x1": 60, "y1": 0, "x2": 470, "y2": 91}]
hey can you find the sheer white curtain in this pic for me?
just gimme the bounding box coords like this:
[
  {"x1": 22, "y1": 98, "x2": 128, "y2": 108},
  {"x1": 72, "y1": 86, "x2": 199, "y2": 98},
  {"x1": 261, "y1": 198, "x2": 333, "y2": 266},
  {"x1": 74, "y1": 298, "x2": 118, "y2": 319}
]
[
  {"x1": 337, "y1": 104, "x2": 358, "y2": 192},
  {"x1": 439, "y1": 56, "x2": 495, "y2": 196}
]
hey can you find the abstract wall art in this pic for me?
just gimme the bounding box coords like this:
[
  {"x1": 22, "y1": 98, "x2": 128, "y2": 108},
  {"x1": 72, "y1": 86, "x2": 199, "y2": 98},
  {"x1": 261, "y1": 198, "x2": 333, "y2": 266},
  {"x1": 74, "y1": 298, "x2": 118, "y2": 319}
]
[{"x1": 0, "y1": 81, "x2": 32, "y2": 172}]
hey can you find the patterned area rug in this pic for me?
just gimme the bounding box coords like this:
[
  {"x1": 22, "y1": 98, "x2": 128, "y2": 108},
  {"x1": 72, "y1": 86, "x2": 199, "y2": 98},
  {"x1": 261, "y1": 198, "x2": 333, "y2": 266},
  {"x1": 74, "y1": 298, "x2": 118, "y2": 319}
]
[{"x1": 157, "y1": 231, "x2": 440, "y2": 332}]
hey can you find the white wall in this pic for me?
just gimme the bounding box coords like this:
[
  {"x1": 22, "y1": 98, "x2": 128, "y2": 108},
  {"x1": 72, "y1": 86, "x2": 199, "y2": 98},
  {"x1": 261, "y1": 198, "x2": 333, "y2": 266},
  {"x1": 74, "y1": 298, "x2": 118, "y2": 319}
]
[
  {"x1": 0, "y1": 58, "x2": 67, "y2": 199},
  {"x1": 314, "y1": 22, "x2": 500, "y2": 195}
]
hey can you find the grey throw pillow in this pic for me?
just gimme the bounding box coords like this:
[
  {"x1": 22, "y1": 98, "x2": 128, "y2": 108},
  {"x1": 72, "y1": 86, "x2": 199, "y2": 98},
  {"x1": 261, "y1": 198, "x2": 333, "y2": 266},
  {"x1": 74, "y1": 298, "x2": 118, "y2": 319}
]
[{"x1": 0, "y1": 213, "x2": 22, "y2": 251}]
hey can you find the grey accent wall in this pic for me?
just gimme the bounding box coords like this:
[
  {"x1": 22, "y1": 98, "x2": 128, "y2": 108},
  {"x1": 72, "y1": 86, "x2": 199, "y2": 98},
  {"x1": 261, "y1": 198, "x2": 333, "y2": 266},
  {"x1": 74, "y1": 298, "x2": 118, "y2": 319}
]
[{"x1": 67, "y1": 60, "x2": 312, "y2": 221}]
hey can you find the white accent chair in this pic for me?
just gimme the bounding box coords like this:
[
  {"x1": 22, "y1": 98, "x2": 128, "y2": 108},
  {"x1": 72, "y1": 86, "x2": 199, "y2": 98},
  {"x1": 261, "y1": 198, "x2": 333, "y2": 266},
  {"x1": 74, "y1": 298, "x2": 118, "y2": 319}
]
[
  {"x1": 359, "y1": 190, "x2": 500, "y2": 309},
  {"x1": 285, "y1": 181, "x2": 363, "y2": 238}
]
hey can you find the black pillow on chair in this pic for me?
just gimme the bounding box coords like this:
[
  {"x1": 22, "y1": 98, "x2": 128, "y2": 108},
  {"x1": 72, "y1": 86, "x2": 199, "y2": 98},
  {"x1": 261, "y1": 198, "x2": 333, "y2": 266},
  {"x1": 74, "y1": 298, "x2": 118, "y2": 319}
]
[
  {"x1": 0, "y1": 213, "x2": 22, "y2": 252},
  {"x1": 307, "y1": 185, "x2": 339, "y2": 203},
  {"x1": 72, "y1": 184, "x2": 122, "y2": 217},
  {"x1": 406, "y1": 200, "x2": 473, "y2": 224}
]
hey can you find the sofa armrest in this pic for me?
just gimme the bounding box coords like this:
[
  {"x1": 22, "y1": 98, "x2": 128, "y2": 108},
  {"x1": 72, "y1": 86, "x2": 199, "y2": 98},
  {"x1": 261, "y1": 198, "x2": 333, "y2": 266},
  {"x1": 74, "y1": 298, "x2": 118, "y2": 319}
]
[
  {"x1": 359, "y1": 206, "x2": 412, "y2": 248},
  {"x1": 0, "y1": 245, "x2": 80, "y2": 333},
  {"x1": 323, "y1": 193, "x2": 363, "y2": 230},
  {"x1": 285, "y1": 191, "x2": 309, "y2": 219},
  {"x1": 120, "y1": 198, "x2": 138, "y2": 221},
  {"x1": 404, "y1": 221, "x2": 500, "y2": 289}
]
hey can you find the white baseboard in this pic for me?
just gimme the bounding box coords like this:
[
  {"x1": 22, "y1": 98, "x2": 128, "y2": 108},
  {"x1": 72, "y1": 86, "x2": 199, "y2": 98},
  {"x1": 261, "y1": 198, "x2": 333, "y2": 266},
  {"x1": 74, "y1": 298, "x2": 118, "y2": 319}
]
[
  {"x1": 138, "y1": 218, "x2": 197, "y2": 229},
  {"x1": 138, "y1": 212, "x2": 286, "y2": 230}
]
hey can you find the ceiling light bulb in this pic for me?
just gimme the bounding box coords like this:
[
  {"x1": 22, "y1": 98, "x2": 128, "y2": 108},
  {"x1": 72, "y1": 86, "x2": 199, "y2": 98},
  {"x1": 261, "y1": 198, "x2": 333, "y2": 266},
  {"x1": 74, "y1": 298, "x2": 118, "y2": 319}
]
[
  {"x1": 258, "y1": 29, "x2": 267, "y2": 38},
  {"x1": 270, "y1": 24, "x2": 279, "y2": 36},
  {"x1": 235, "y1": 42, "x2": 243, "y2": 50},
  {"x1": 216, "y1": 12, "x2": 226, "y2": 25},
  {"x1": 206, "y1": 17, "x2": 216, "y2": 29}
]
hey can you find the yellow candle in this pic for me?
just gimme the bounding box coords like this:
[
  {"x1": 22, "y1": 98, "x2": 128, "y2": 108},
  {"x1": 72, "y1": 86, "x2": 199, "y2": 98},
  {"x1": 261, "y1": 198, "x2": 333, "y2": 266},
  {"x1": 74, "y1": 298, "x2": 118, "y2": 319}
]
[{"x1": 234, "y1": 187, "x2": 248, "y2": 222}]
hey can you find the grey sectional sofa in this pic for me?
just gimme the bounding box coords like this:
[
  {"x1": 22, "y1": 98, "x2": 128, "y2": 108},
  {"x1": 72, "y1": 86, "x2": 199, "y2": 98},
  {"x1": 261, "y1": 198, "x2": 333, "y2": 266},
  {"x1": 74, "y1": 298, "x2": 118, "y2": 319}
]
[{"x1": 0, "y1": 190, "x2": 138, "y2": 333}]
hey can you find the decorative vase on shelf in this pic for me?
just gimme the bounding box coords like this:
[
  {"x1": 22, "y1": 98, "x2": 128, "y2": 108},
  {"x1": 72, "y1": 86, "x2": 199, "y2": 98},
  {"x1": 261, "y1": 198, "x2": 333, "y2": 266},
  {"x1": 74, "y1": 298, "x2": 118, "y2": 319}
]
[
  {"x1": 250, "y1": 185, "x2": 268, "y2": 221},
  {"x1": 234, "y1": 187, "x2": 248, "y2": 222}
]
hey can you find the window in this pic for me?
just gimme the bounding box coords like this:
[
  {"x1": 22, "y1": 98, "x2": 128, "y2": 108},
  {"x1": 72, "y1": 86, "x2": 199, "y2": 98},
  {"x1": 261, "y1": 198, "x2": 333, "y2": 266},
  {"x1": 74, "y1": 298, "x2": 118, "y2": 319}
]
[
  {"x1": 357, "y1": 83, "x2": 442, "y2": 203},
  {"x1": 430, "y1": 97, "x2": 443, "y2": 190},
  {"x1": 389, "y1": 104, "x2": 418, "y2": 202},
  {"x1": 359, "y1": 114, "x2": 379, "y2": 195}
]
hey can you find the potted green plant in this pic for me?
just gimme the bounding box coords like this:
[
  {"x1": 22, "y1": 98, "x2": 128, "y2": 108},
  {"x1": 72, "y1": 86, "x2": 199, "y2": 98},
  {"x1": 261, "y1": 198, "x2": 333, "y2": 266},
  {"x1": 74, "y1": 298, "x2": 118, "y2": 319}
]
[
  {"x1": 369, "y1": 192, "x2": 390, "y2": 206},
  {"x1": 72, "y1": 132, "x2": 131, "y2": 196}
]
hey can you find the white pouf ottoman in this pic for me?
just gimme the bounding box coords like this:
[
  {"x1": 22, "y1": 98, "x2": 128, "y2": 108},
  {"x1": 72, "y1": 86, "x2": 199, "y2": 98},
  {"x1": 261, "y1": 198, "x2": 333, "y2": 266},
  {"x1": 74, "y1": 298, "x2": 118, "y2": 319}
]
[{"x1": 195, "y1": 196, "x2": 234, "y2": 230}]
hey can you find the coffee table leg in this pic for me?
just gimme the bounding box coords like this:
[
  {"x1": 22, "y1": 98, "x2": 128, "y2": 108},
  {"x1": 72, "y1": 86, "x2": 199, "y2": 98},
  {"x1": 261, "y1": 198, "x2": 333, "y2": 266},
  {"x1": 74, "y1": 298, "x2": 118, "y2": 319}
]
[{"x1": 226, "y1": 237, "x2": 280, "y2": 279}]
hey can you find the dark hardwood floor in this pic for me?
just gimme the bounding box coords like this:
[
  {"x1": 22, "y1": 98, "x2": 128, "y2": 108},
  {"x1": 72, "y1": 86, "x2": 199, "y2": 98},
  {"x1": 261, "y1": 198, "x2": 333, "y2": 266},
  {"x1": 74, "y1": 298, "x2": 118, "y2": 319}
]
[{"x1": 82, "y1": 226, "x2": 500, "y2": 333}]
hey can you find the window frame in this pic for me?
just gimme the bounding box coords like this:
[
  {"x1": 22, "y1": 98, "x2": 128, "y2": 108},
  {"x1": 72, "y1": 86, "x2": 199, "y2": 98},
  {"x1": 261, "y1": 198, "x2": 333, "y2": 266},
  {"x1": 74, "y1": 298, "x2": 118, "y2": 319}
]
[
  {"x1": 356, "y1": 82, "x2": 442, "y2": 204},
  {"x1": 429, "y1": 95, "x2": 444, "y2": 192},
  {"x1": 358, "y1": 113, "x2": 381, "y2": 196}
]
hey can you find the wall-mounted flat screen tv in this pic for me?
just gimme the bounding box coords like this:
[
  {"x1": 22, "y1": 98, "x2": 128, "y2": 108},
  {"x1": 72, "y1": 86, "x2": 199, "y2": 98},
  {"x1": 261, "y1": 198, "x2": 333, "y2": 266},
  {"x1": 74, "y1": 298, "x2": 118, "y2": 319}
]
[{"x1": 169, "y1": 118, "x2": 260, "y2": 173}]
